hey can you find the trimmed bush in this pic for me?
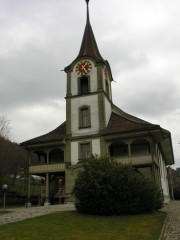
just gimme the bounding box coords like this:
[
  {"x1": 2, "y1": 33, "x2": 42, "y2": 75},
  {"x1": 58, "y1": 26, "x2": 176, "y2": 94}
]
[
  {"x1": 72, "y1": 156, "x2": 163, "y2": 215},
  {"x1": 173, "y1": 187, "x2": 180, "y2": 200}
]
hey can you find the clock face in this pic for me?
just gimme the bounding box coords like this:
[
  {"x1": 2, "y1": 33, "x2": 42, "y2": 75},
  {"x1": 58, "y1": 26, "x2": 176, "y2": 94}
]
[{"x1": 76, "y1": 60, "x2": 92, "y2": 76}]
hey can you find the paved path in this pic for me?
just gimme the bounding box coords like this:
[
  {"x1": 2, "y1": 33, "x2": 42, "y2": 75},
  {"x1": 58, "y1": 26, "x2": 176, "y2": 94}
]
[
  {"x1": 160, "y1": 201, "x2": 180, "y2": 240},
  {"x1": 0, "y1": 204, "x2": 75, "y2": 226}
]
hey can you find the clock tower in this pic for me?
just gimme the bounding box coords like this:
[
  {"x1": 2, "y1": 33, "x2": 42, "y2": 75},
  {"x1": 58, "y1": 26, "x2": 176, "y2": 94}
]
[
  {"x1": 64, "y1": 0, "x2": 112, "y2": 164},
  {"x1": 64, "y1": 0, "x2": 113, "y2": 163},
  {"x1": 21, "y1": 0, "x2": 174, "y2": 205}
]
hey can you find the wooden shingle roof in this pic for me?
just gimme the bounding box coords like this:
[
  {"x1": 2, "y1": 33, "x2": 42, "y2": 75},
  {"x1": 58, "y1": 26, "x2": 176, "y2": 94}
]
[
  {"x1": 21, "y1": 122, "x2": 66, "y2": 146},
  {"x1": 75, "y1": 3, "x2": 104, "y2": 63},
  {"x1": 105, "y1": 111, "x2": 160, "y2": 135},
  {"x1": 64, "y1": 1, "x2": 104, "y2": 72}
]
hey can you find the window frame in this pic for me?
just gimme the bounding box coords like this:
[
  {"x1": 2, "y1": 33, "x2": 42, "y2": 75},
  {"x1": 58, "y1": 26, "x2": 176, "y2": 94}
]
[
  {"x1": 79, "y1": 105, "x2": 91, "y2": 129},
  {"x1": 78, "y1": 76, "x2": 90, "y2": 95},
  {"x1": 78, "y1": 141, "x2": 92, "y2": 161}
]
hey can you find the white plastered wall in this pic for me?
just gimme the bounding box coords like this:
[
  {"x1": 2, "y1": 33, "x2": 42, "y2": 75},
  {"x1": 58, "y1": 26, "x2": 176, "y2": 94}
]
[
  {"x1": 156, "y1": 144, "x2": 170, "y2": 201},
  {"x1": 71, "y1": 95, "x2": 99, "y2": 136},
  {"x1": 104, "y1": 97, "x2": 112, "y2": 126}
]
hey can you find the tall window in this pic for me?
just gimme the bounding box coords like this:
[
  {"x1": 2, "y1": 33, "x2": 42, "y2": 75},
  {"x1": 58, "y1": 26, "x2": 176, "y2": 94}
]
[
  {"x1": 79, "y1": 106, "x2": 90, "y2": 128},
  {"x1": 80, "y1": 143, "x2": 91, "y2": 160},
  {"x1": 79, "y1": 76, "x2": 89, "y2": 94}
]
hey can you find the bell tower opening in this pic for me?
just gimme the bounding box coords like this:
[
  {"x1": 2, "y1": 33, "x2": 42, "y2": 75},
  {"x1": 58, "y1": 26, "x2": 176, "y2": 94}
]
[{"x1": 79, "y1": 76, "x2": 89, "y2": 94}]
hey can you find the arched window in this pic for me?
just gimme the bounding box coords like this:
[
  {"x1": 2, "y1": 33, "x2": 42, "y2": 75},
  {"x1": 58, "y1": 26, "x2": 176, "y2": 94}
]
[
  {"x1": 34, "y1": 150, "x2": 47, "y2": 164},
  {"x1": 79, "y1": 76, "x2": 89, "y2": 94},
  {"x1": 49, "y1": 148, "x2": 64, "y2": 163},
  {"x1": 109, "y1": 141, "x2": 128, "y2": 157},
  {"x1": 131, "y1": 139, "x2": 150, "y2": 155}
]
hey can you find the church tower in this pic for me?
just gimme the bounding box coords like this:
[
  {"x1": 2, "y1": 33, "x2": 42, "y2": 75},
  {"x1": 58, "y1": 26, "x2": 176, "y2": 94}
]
[
  {"x1": 21, "y1": 0, "x2": 174, "y2": 205},
  {"x1": 64, "y1": 0, "x2": 113, "y2": 163}
]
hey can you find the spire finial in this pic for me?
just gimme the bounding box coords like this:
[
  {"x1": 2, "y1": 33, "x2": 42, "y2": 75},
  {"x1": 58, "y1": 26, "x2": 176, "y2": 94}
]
[{"x1": 86, "y1": 0, "x2": 90, "y2": 23}]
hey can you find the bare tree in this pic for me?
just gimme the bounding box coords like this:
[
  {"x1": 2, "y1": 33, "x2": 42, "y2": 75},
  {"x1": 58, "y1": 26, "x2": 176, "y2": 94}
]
[
  {"x1": 0, "y1": 115, "x2": 29, "y2": 192},
  {"x1": 0, "y1": 137, "x2": 28, "y2": 189},
  {"x1": 0, "y1": 115, "x2": 11, "y2": 139}
]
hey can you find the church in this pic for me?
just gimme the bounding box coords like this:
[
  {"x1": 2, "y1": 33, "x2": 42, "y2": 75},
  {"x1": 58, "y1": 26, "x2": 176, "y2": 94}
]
[{"x1": 21, "y1": 0, "x2": 174, "y2": 205}]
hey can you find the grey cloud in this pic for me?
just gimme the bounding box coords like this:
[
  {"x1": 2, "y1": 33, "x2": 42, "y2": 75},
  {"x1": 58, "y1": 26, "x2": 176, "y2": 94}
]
[{"x1": 0, "y1": 0, "x2": 180, "y2": 167}]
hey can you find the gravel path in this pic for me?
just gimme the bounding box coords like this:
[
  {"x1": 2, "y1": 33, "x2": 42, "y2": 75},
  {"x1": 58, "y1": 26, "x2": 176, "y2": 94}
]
[
  {"x1": 160, "y1": 201, "x2": 180, "y2": 240},
  {"x1": 0, "y1": 204, "x2": 75, "y2": 226}
]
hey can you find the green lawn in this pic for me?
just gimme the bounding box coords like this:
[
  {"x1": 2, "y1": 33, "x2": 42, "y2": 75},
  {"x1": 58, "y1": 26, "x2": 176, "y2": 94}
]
[
  {"x1": 6, "y1": 177, "x2": 40, "y2": 196},
  {"x1": 0, "y1": 211, "x2": 166, "y2": 240}
]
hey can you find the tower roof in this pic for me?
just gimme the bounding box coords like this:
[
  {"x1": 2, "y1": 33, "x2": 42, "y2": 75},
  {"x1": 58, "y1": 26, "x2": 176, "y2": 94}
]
[
  {"x1": 65, "y1": 0, "x2": 104, "y2": 71},
  {"x1": 76, "y1": 0, "x2": 104, "y2": 62}
]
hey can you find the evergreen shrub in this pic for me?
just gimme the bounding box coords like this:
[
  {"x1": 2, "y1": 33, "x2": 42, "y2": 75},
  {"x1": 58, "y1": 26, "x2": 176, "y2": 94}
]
[
  {"x1": 72, "y1": 155, "x2": 163, "y2": 215},
  {"x1": 173, "y1": 187, "x2": 180, "y2": 200}
]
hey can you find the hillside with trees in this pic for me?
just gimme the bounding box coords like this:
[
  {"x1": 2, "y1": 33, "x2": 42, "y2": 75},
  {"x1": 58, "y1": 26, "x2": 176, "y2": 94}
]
[
  {"x1": 171, "y1": 167, "x2": 180, "y2": 200},
  {"x1": 0, "y1": 116, "x2": 28, "y2": 193}
]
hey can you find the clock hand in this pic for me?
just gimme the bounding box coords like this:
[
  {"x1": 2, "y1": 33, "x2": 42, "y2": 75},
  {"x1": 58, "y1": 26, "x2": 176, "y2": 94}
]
[
  {"x1": 82, "y1": 62, "x2": 87, "y2": 68},
  {"x1": 81, "y1": 65, "x2": 88, "y2": 73}
]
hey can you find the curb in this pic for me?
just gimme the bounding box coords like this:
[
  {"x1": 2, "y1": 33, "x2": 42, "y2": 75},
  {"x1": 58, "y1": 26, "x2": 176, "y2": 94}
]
[{"x1": 159, "y1": 213, "x2": 169, "y2": 240}]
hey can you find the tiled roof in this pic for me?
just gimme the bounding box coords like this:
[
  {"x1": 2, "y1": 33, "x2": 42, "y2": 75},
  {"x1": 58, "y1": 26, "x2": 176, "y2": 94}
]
[
  {"x1": 105, "y1": 112, "x2": 159, "y2": 135},
  {"x1": 64, "y1": 1, "x2": 104, "y2": 71},
  {"x1": 21, "y1": 122, "x2": 66, "y2": 146},
  {"x1": 76, "y1": 9, "x2": 104, "y2": 63},
  {"x1": 21, "y1": 106, "x2": 161, "y2": 147}
]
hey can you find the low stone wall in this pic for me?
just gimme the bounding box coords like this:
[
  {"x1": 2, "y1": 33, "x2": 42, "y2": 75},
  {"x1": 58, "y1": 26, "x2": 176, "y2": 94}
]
[{"x1": 0, "y1": 194, "x2": 38, "y2": 206}]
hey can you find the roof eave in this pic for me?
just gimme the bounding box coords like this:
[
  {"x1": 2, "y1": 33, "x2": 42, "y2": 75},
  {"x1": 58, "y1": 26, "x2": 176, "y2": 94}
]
[{"x1": 21, "y1": 138, "x2": 66, "y2": 149}]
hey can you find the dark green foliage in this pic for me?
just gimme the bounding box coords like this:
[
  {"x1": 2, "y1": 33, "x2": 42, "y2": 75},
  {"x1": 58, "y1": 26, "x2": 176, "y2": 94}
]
[
  {"x1": 173, "y1": 187, "x2": 180, "y2": 199},
  {"x1": 171, "y1": 168, "x2": 180, "y2": 200},
  {"x1": 72, "y1": 156, "x2": 163, "y2": 215},
  {"x1": 0, "y1": 136, "x2": 28, "y2": 188}
]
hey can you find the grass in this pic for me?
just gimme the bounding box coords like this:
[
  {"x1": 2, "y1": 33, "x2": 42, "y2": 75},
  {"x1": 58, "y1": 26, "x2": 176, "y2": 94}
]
[
  {"x1": 6, "y1": 177, "x2": 40, "y2": 196},
  {"x1": 0, "y1": 210, "x2": 166, "y2": 240}
]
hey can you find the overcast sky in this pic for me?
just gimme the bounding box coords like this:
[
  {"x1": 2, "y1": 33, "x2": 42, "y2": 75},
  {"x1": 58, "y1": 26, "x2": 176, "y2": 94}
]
[{"x1": 0, "y1": 0, "x2": 180, "y2": 168}]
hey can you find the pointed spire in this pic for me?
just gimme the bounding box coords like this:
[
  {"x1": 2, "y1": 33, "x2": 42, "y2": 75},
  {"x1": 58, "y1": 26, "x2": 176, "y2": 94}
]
[
  {"x1": 76, "y1": 0, "x2": 104, "y2": 62},
  {"x1": 86, "y1": 0, "x2": 90, "y2": 23}
]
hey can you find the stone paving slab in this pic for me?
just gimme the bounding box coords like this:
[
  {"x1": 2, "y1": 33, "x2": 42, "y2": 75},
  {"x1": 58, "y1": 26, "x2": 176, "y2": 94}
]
[
  {"x1": 0, "y1": 204, "x2": 75, "y2": 226},
  {"x1": 160, "y1": 201, "x2": 180, "y2": 240}
]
